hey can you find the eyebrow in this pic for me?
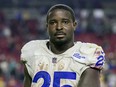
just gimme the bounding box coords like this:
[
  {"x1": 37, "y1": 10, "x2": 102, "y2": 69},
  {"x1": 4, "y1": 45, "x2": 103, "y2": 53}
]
[
  {"x1": 62, "y1": 18, "x2": 70, "y2": 21},
  {"x1": 49, "y1": 18, "x2": 70, "y2": 22},
  {"x1": 48, "y1": 19, "x2": 56, "y2": 22}
]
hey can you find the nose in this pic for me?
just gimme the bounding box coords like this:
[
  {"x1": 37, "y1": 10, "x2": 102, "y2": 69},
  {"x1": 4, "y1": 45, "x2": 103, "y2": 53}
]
[{"x1": 56, "y1": 22, "x2": 63, "y2": 30}]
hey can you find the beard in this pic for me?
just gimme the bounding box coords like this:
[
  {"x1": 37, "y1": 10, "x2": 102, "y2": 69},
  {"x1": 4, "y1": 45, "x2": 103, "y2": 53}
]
[{"x1": 50, "y1": 36, "x2": 72, "y2": 46}]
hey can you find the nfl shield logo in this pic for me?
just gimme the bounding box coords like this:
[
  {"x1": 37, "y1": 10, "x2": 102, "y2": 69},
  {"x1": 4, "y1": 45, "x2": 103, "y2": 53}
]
[{"x1": 52, "y1": 57, "x2": 57, "y2": 63}]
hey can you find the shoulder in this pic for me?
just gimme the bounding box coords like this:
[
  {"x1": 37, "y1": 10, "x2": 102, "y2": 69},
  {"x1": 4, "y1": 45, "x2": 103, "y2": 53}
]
[
  {"x1": 75, "y1": 41, "x2": 103, "y2": 54},
  {"x1": 20, "y1": 40, "x2": 48, "y2": 61},
  {"x1": 74, "y1": 41, "x2": 105, "y2": 69},
  {"x1": 21, "y1": 40, "x2": 48, "y2": 51},
  {"x1": 81, "y1": 42, "x2": 103, "y2": 54},
  {"x1": 75, "y1": 41, "x2": 102, "y2": 49}
]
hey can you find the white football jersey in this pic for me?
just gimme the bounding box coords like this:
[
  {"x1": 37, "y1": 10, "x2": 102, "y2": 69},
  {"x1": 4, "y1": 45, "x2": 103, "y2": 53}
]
[{"x1": 21, "y1": 40, "x2": 105, "y2": 87}]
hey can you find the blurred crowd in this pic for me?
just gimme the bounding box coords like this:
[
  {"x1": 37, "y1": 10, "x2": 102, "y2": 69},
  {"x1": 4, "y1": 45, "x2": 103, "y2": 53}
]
[{"x1": 0, "y1": 1, "x2": 116, "y2": 87}]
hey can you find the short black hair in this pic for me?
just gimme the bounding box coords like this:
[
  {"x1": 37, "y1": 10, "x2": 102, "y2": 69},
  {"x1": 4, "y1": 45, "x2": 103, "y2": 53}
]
[{"x1": 46, "y1": 4, "x2": 76, "y2": 22}]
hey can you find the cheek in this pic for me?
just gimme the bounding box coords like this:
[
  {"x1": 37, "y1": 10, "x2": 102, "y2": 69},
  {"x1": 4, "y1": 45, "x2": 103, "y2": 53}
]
[
  {"x1": 65, "y1": 26, "x2": 74, "y2": 33},
  {"x1": 63, "y1": 24, "x2": 75, "y2": 30},
  {"x1": 48, "y1": 25, "x2": 55, "y2": 31},
  {"x1": 47, "y1": 27, "x2": 55, "y2": 35},
  {"x1": 68, "y1": 30, "x2": 74, "y2": 37},
  {"x1": 66, "y1": 28, "x2": 74, "y2": 38}
]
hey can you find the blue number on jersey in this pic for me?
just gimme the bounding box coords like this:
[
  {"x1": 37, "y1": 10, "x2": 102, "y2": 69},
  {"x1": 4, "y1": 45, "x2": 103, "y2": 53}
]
[
  {"x1": 95, "y1": 55, "x2": 104, "y2": 66},
  {"x1": 53, "y1": 71, "x2": 76, "y2": 87},
  {"x1": 33, "y1": 71, "x2": 51, "y2": 87},
  {"x1": 33, "y1": 71, "x2": 76, "y2": 87}
]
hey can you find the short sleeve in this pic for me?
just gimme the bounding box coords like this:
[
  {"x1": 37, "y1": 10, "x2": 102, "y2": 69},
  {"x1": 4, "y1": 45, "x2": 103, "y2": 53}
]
[
  {"x1": 20, "y1": 41, "x2": 37, "y2": 77},
  {"x1": 86, "y1": 45, "x2": 105, "y2": 69},
  {"x1": 72, "y1": 43, "x2": 105, "y2": 70}
]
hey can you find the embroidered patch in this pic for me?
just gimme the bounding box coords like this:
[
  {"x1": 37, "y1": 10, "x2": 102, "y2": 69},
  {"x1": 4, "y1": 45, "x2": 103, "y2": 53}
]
[
  {"x1": 72, "y1": 53, "x2": 85, "y2": 59},
  {"x1": 52, "y1": 57, "x2": 57, "y2": 63}
]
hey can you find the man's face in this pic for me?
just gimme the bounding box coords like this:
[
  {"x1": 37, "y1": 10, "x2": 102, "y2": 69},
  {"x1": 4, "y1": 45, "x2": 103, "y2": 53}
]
[{"x1": 47, "y1": 9, "x2": 77, "y2": 45}]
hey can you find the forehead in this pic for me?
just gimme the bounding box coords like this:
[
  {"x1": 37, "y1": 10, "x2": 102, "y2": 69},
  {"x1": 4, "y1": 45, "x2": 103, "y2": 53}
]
[{"x1": 48, "y1": 9, "x2": 72, "y2": 20}]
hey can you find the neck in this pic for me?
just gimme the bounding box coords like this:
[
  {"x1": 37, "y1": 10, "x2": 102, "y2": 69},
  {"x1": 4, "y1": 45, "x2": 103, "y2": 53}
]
[{"x1": 49, "y1": 41, "x2": 74, "y2": 54}]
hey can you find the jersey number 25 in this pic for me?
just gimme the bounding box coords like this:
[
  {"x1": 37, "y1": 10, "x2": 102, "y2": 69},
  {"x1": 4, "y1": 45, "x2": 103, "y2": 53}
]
[{"x1": 33, "y1": 71, "x2": 76, "y2": 87}]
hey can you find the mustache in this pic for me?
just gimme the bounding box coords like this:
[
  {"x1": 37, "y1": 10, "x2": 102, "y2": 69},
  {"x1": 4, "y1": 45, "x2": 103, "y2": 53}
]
[{"x1": 54, "y1": 31, "x2": 66, "y2": 36}]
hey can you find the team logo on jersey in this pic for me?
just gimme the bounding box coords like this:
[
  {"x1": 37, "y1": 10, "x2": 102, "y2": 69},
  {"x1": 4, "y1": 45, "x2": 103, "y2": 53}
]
[
  {"x1": 72, "y1": 53, "x2": 85, "y2": 59},
  {"x1": 52, "y1": 57, "x2": 57, "y2": 63}
]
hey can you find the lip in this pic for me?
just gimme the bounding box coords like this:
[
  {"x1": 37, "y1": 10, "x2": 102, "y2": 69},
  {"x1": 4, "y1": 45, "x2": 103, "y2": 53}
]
[
  {"x1": 56, "y1": 34, "x2": 65, "y2": 38},
  {"x1": 55, "y1": 33, "x2": 66, "y2": 37},
  {"x1": 55, "y1": 32, "x2": 66, "y2": 36}
]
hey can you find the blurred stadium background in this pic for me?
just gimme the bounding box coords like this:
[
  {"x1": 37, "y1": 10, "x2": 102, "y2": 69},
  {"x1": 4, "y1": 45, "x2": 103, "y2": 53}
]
[{"x1": 0, "y1": 0, "x2": 116, "y2": 87}]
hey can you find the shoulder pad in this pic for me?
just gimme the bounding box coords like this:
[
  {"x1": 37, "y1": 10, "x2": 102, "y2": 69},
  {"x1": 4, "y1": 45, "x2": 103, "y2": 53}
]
[
  {"x1": 20, "y1": 40, "x2": 39, "y2": 61},
  {"x1": 73, "y1": 42, "x2": 105, "y2": 69}
]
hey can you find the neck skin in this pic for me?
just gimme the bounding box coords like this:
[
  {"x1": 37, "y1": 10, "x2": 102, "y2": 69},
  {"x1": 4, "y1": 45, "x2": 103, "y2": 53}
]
[{"x1": 48, "y1": 39, "x2": 74, "y2": 54}]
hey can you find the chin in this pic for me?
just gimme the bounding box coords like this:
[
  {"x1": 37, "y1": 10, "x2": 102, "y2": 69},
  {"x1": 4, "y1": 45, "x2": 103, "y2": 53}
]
[{"x1": 53, "y1": 38, "x2": 68, "y2": 45}]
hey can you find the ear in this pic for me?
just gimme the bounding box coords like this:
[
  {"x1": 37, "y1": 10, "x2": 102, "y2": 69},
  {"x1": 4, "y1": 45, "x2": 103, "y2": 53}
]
[
  {"x1": 73, "y1": 21, "x2": 78, "y2": 31},
  {"x1": 46, "y1": 23, "x2": 49, "y2": 34},
  {"x1": 46, "y1": 23, "x2": 48, "y2": 28}
]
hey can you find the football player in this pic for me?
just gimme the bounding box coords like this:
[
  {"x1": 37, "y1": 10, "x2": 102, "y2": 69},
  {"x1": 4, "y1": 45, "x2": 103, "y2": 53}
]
[{"x1": 21, "y1": 4, "x2": 105, "y2": 87}]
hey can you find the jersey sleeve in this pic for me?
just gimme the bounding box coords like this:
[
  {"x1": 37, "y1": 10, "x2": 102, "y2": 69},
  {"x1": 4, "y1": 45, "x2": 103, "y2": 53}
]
[
  {"x1": 21, "y1": 41, "x2": 35, "y2": 62},
  {"x1": 20, "y1": 40, "x2": 37, "y2": 77},
  {"x1": 73, "y1": 43, "x2": 105, "y2": 70}
]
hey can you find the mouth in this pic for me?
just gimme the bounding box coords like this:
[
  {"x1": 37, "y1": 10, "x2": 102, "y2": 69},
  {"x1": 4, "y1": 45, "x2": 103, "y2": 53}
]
[{"x1": 54, "y1": 32, "x2": 66, "y2": 38}]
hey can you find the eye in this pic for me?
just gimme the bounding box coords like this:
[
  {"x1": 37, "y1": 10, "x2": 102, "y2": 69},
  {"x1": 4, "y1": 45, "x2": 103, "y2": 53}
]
[
  {"x1": 62, "y1": 20, "x2": 69, "y2": 24},
  {"x1": 49, "y1": 21, "x2": 56, "y2": 25}
]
